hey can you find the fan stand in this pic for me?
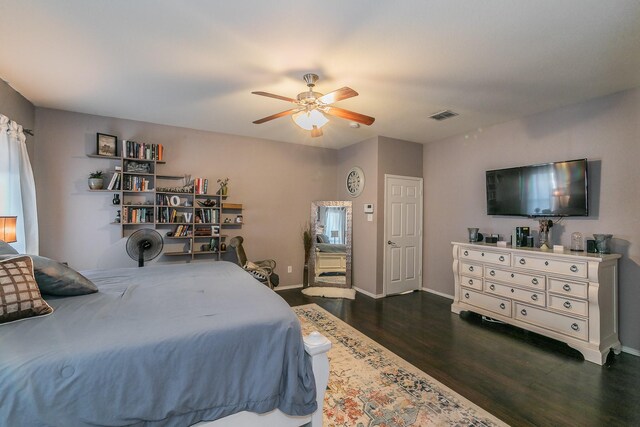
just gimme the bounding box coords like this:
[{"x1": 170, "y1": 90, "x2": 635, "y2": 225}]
[{"x1": 138, "y1": 240, "x2": 152, "y2": 267}]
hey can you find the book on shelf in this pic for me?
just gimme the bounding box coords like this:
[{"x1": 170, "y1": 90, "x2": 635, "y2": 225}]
[
  {"x1": 194, "y1": 178, "x2": 209, "y2": 195},
  {"x1": 106, "y1": 172, "x2": 118, "y2": 190},
  {"x1": 122, "y1": 140, "x2": 164, "y2": 161}
]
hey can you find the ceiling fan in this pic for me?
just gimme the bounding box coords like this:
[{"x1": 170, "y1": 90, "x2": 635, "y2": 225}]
[{"x1": 252, "y1": 74, "x2": 375, "y2": 138}]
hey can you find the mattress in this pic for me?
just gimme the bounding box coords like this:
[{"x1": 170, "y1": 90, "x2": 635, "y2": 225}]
[{"x1": 0, "y1": 261, "x2": 316, "y2": 426}]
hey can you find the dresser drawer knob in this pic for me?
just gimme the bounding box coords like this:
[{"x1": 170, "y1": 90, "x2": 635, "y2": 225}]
[
  {"x1": 521, "y1": 309, "x2": 527, "y2": 316},
  {"x1": 463, "y1": 250, "x2": 469, "y2": 256},
  {"x1": 571, "y1": 323, "x2": 580, "y2": 331},
  {"x1": 464, "y1": 292, "x2": 470, "y2": 299},
  {"x1": 531, "y1": 294, "x2": 538, "y2": 301},
  {"x1": 519, "y1": 258, "x2": 526, "y2": 265},
  {"x1": 570, "y1": 265, "x2": 578, "y2": 273},
  {"x1": 490, "y1": 270, "x2": 495, "y2": 276},
  {"x1": 499, "y1": 303, "x2": 506, "y2": 310},
  {"x1": 468, "y1": 279, "x2": 474, "y2": 285},
  {"x1": 510, "y1": 288, "x2": 515, "y2": 293},
  {"x1": 545, "y1": 261, "x2": 549, "y2": 266},
  {"x1": 532, "y1": 278, "x2": 539, "y2": 285},
  {"x1": 489, "y1": 284, "x2": 495, "y2": 291},
  {"x1": 563, "y1": 284, "x2": 572, "y2": 292},
  {"x1": 499, "y1": 255, "x2": 505, "y2": 262},
  {"x1": 468, "y1": 266, "x2": 474, "y2": 272},
  {"x1": 481, "y1": 252, "x2": 485, "y2": 256},
  {"x1": 510, "y1": 273, "x2": 515, "y2": 278},
  {"x1": 563, "y1": 301, "x2": 572, "y2": 309}
]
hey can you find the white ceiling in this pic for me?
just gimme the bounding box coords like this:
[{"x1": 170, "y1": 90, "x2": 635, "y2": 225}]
[{"x1": 1, "y1": 1, "x2": 639, "y2": 149}]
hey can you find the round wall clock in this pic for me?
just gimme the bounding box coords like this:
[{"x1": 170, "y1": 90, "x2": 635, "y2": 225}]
[{"x1": 346, "y1": 166, "x2": 365, "y2": 197}]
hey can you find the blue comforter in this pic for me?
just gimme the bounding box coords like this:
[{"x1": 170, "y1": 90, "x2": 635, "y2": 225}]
[{"x1": 0, "y1": 261, "x2": 316, "y2": 426}]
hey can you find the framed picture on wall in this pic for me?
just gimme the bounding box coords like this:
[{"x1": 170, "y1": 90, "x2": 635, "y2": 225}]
[{"x1": 97, "y1": 133, "x2": 117, "y2": 157}]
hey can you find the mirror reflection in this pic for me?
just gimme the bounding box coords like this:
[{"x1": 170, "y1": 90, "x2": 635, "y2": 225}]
[{"x1": 309, "y1": 201, "x2": 352, "y2": 288}]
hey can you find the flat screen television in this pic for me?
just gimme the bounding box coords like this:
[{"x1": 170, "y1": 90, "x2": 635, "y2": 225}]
[{"x1": 486, "y1": 159, "x2": 588, "y2": 217}]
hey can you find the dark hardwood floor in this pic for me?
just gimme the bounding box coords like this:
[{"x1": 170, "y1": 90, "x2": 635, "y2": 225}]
[{"x1": 278, "y1": 289, "x2": 640, "y2": 427}]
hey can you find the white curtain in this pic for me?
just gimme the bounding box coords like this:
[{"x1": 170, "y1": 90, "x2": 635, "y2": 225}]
[
  {"x1": 324, "y1": 207, "x2": 346, "y2": 244},
  {"x1": 0, "y1": 114, "x2": 38, "y2": 254}
]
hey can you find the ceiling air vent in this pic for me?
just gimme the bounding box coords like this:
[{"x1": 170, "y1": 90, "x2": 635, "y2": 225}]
[{"x1": 428, "y1": 110, "x2": 459, "y2": 121}]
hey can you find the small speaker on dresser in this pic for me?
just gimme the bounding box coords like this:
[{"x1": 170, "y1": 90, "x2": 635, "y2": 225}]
[{"x1": 586, "y1": 239, "x2": 597, "y2": 253}]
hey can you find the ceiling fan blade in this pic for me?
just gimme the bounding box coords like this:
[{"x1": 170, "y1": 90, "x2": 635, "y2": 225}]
[
  {"x1": 251, "y1": 91, "x2": 297, "y2": 103},
  {"x1": 253, "y1": 109, "x2": 299, "y2": 124},
  {"x1": 311, "y1": 126, "x2": 323, "y2": 138},
  {"x1": 324, "y1": 106, "x2": 375, "y2": 126},
  {"x1": 317, "y1": 87, "x2": 358, "y2": 105}
]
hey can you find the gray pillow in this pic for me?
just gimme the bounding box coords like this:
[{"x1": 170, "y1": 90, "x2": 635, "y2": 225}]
[
  {"x1": 0, "y1": 240, "x2": 18, "y2": 255},
  {"x1": 317, "y1": 234, "x2": 330, "y2": 244},
  {"x1": 0, "y1": 254, "x2": 98, "y2": 296}
]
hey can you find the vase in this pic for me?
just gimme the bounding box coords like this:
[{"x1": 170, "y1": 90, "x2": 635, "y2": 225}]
[
  {"x1": 303, "y1": 264, "x2": 309, "y2": 288},
  {"x1": 88, "y1": 178, "x2": 104, "y2": 190},
  {"x1": 593, "y1": 234, "x2": 613, "y2": 254},
  {"x1": 539, "y1": 230, "x2": 550, "y2": 249}
]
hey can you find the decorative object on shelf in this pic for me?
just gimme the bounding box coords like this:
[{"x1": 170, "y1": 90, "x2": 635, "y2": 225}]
[
  {"x1": 197, "y1": 199, "x2": 216, "y2": 207},
  {"x1": 235, "y1": 215, "x2": 243, "y2": 224},
  {"x1": 223, "y1": 218, "x2": 231, "y2": 223},
  {"x1": 200, "y1": 244, "x2": 211, "y2": 252},
  {"x1": 571, "y1": 232, "x2": 584, "y2": 251},
  {"x1": 126, "y1": 229, "x2": 163, "y2": 268},
  {"x1": 96, "y1": 133, "x2": 117, "y2": 157},
  {"x1": 217, "y1": 177, "x2": 229, "y2": 196},
  {"x1": 538, "y1": 219, "x2": 553, "y2": 249},
  {"x1": 115, "y1": 210, "x2": 121, "y2": 223},
  {"x1": 125, "y1": 161, "x2": 151, "y2": 173},
  {"x1": 88, "y1": 171, "x2": 104, "y2": 190},
  {"x1": 169, "y1": 195, "x2": 181, "y2": 207},
  {"x1": 593, "y1": 234, "x2": 613, "y2": 254},
  {"x1": 220, "y1": 242, "x2": 226, "y2": 252},
  {"x1": 346, "y1": 166, "x2": 364, "y2": 197},
  {"x1": 0, "y1": 216, "x2": 17, "y2": 243},
  {"x1": 112, "y1": 194, "x2": 120, "y2": 205},
  {"x1": 184, "y1": 212, "x2": 192, "y2": 223},
  {"x1": 156, "y1": 185, "x2": 194, "y2": 193},
  {"x1": 467, "y1": 227, "x2": 483, "y2": 243}
]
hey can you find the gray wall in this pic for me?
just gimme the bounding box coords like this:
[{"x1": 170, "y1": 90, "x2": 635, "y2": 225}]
[
  {"x1": 33, "y1": 108, "x2": 337, "y2": 286},
  {"x1": 0, "y1": 79, "x2": 35, "y2": 159},
  {"x1": 423, "y1": 87, "x2": 640, "y2": 353},
  {"x1": 336, "y1": 137, "x2": 379, "y2": 295}
]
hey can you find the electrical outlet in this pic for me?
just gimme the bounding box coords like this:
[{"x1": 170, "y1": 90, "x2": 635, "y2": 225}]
[{"x1": 287, "y1": 266, "x2": 292, "y2": 273}]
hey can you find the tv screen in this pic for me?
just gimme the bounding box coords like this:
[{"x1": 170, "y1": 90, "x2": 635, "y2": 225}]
[{"x1": 486, "y1": 159, "x2": 588, "y2": 217}]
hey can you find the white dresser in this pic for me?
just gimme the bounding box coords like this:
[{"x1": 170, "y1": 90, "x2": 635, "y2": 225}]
[{"x1": 451, "y1": 242, "x2": 621, "y2": 365}]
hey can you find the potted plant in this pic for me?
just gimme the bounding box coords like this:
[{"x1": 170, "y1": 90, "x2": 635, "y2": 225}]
[
  {"x1": 88, "y1": 171, "x2": 104, "y2": 190},
  {"x1": 217, "y1": 177, "x2": 229, "y2": 196}
]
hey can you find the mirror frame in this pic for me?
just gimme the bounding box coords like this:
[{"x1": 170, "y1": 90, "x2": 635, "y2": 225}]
[{"x1": 309, "y1": 200, "x2": 352, "y2": 288}]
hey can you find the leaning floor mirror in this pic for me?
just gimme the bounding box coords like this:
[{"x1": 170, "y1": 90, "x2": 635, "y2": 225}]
[{"x1": 309, "y1": 201, "x2": 352, "y2": 288}]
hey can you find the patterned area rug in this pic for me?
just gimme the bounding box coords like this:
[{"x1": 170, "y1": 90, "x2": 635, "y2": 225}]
[{"x1": 294, "y1": 304, "x2": 508, "y2": 427}]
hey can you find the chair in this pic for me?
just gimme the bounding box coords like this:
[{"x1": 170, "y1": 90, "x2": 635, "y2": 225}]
[{"x1": 221, "y1": 236, "x2": 279, "y2": 289}]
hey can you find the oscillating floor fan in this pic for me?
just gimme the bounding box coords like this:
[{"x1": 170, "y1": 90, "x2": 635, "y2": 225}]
[{"x1": 126, "y1": 229, "x2": 163, "y2": 267}]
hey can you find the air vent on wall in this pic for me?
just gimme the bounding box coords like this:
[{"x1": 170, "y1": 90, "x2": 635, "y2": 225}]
[{"x1": 428, "y1": 110, "x2": 459, "y2": 121}]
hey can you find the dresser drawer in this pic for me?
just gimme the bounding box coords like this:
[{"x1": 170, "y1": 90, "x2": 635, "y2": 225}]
[
  {"x1": 548, "y1": 294, "x2": 588, "y2": 317},
  {"x1": 461, "y1": 289, "x2": 511, "y2": 317},
  {"x1": 484, "y1": 267, "x2": 545, "y2": 290},
  {"x1": 515, "y1": 303, "x2": 588, "y2": 341},
  {"x1": 460, "y1": 248, "x2": 510, "y2": 266},
  {"x1": 460, "y1": 275, "x2": 483, "y2": 291},
  {"x1": 548, "y1": 278, "x2": 588, "y2": 299},
  {"x1": 514, "y1": 255, "x2": 587, "y2": 278},
  {"x1": 485, "y1": 281, "x2": 546, "y2": 307},
  {"x1": 460, "y1": 262, "x2": 483, "y2": 278}
]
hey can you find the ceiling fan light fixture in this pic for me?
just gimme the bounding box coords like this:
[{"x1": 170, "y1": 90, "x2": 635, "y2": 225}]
[{"x1": 292, "y1": 109, "x2": 329, "y2": 131}]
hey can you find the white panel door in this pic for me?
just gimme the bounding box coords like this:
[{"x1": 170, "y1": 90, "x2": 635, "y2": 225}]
[{"x1": 384, "y1": 175, "x2": 423, "y2": 295}]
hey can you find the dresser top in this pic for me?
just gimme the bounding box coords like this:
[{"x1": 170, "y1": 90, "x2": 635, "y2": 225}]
[{"x1": 452, "y1": 241, "x2": 621, "y2": 261}]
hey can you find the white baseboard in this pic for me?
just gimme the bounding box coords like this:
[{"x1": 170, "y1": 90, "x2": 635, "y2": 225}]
[
  {"x1": 421, "y1": 287, "x2": 454, "y2": 300},
  {"x1": 274, "y1": 284, "x2": 303, "y2": 291},
  {"x1": 621, "y1": 345, "x2": 640, "y2": 358},
  {"x1": 353, "y1": 286, "x2": 384, "y2": 299}
]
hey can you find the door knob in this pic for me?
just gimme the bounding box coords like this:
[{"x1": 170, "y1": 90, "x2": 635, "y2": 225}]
[{"x1": 387, "y1": 240, "x2": 397, "y2": 245}]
